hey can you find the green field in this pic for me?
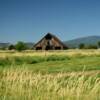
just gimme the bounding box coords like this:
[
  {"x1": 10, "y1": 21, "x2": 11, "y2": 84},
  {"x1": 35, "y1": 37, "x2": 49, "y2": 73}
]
[{"x1": 0, "y1": 50, "x2": 100, "y2": 100}]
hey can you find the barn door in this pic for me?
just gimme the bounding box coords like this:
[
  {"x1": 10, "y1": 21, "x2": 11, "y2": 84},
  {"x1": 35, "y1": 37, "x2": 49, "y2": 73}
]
[{"x1": 45, "y1": 40, "x2": 53, "y2": 50}]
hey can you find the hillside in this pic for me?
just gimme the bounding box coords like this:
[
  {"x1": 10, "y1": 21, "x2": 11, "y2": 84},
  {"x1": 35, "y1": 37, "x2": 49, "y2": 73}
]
[
  {"x1": 0, "y1": 43, "x2": 10, "y2": 49},
  {"x1": 24, "y1": 42, "x2": 34, "y2": 49},
  {"x1": 64, "y1": 36, "x2": 100, "y2": 48}
]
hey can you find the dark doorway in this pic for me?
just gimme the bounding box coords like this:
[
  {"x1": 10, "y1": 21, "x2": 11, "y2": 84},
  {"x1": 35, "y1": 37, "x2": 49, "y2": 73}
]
[
  {"x1": 55, "y1": 46, "x2": 61, "y2": 50},
  {"x1": 45, "y1": 40, "x2": 53, "y2": 50},
  {"x1": 36, "y1": 47, "x2": 42, "y2": 50},
  {"x1": 45, "y1": 46, "x2": 53, "y2": 50}
]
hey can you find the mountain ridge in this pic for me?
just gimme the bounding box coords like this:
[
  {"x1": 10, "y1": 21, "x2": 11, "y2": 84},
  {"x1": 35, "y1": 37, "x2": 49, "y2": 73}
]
[{"x1": 64, "y1": 35, "x2": 100, "y2": 48}]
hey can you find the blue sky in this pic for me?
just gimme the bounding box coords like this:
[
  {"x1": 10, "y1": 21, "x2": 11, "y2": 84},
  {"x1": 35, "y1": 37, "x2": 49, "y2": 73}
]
[{"x1": 0, "y1": 0, "x2": 100, "y2": 43}]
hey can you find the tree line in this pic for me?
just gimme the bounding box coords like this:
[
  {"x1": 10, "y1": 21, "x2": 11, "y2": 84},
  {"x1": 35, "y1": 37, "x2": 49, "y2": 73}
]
[
  {"x1": 0, "y1": 41, "x2": 100, "y2": 51},
  {"x1": 0, "y1": 41, "x2": 32, "y2": 51},
  {"x1": 79, "y1": 41, "x2": 100, "y2": 49}
]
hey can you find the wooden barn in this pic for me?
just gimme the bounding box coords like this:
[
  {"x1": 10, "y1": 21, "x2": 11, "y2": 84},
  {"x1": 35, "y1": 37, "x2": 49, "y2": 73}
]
[{"x1": 34, "y1": 33, "x2": 68, "y2": 50}]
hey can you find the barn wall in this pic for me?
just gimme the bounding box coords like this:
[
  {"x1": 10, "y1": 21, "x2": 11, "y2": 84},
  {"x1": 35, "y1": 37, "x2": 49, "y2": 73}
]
[{"x1": 34, "y1": 35, "x2": 67, "y2": 50}]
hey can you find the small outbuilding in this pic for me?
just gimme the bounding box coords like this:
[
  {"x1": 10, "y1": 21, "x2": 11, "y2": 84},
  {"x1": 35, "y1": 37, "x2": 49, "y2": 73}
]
[{"x1": 34, "y1": 33, "x2": 68, "y2": 50}]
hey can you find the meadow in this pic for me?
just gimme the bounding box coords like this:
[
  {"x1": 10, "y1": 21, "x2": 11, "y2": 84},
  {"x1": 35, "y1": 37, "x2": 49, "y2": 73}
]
[{"x1": 0, "y1": 50, "x2": 100, "y2": 100}]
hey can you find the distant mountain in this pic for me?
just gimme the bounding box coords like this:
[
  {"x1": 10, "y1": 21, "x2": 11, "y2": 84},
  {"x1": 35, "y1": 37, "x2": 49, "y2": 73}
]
[
  {"x1": 0, "y1": 43, "x2": 10, "y2": 49},
  {"x1": 24, "y1": 42, "x2": 34, "y2": 49},
  {"x1": 64, "y1": 36, "x2": 100, "y2": 48},
  {"x1": 0, "y1": 42, "x2": 34, "y2": 49}
]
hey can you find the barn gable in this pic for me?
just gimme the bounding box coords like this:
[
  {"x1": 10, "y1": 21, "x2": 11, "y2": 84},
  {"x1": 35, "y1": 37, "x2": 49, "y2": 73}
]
[{"x1": 34, "y1": 33, "x2": 68, "y2": 50}]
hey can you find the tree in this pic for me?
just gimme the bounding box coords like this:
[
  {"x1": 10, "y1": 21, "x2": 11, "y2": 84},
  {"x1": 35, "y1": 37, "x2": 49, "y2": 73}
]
[
  {"x1": 87, "y1": 45, "x2": 97, "y2": 49},
  {"x1": 79, "y1": 43, "x2": 85, "y2": 49},
  {"x1": 98, "y1": 41, "x2": 100, "y2": 48},
  {"x1": 8, "y1": 44, "x2": 15, "y2": 50},
  {"x1": 15, "y1": 41, "x2": 27, "y2": 51}
]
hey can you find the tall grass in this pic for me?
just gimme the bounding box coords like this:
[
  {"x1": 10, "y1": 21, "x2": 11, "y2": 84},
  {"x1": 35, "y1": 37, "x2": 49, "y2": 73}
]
[
  {"x1": 0, "y1": 55, "x2": 69, "y2": 66},
  {"x1": 0, "y1": 69, "x2": 99, "y2": 100},
  {"x1": 0, "y1": 49, "x2": 100, "y2": 58},
  {"x1": 0, "y1": 50, "x2": 100, "y2": 99},
  {"x1": 0, "y1": 54, "x2": 100, "y2": 73}
]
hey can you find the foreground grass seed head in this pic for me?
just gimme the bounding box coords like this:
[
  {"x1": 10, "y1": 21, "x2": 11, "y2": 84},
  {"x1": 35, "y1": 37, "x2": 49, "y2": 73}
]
[{"x1": 0, "y1": 70, "x2": 100, "y2": 100}]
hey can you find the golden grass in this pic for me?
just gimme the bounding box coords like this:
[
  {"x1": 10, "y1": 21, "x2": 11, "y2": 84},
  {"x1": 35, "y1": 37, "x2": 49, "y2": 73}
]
[
  {"x1": 0, "y1": 68, "x2": 100, "y2": 100},
  {"x1": 0, "y1": 49, "x2": 100, "y2": 58}
]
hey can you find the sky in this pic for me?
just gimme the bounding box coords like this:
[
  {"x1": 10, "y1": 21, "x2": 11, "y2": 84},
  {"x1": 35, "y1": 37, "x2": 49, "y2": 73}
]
[{"x1": 0, "y1": 0, "x2": 100, "y2": 43}]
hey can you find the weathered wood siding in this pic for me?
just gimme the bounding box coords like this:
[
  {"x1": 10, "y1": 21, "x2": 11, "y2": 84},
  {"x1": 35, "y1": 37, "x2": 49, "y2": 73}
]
[{"x1": 34, "y1": 33, "x2": 68, "y2": 50}]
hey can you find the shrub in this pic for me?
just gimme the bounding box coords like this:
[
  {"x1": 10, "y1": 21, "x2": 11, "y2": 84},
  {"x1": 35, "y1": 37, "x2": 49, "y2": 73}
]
[
  {"x1": 79, "y1": 43, "x2": 85, "y2": 49},
  {"x1": 8, "y1": 44, "x2": 15, "y2": 50},
  {"x1": 86, "y1": 45, "x2": 98, "y2": 49},
  {"x1": 98, "y1": 41, "x2": 100, "y2": 48},
  {"x1": 15, "y1": 41, "x2": 27, "y2": 51}
]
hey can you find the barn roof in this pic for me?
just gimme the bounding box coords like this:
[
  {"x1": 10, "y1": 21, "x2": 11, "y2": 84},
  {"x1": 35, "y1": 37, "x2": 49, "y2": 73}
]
[{"x1": 34, "y1": 33, "x2": 68, "y2": 48}]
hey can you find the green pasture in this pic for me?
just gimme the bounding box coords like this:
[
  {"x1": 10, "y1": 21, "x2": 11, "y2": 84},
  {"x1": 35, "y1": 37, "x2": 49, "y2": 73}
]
[
  {"x1": 0, "y1": 50, "x2": 100, "y2": 100},
  {"x1": 0, "y1": 54, "x2": 100, "y2": 73}
]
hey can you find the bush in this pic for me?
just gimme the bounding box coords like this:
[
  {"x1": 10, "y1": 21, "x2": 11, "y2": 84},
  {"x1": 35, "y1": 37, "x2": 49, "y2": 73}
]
[
  {"x1": 86, "y1": 45, "x2": 98, "y2": 49},
  {"x1": 98, "y1": 41, "x2": 100, "y2": 48},
  {"x1": 8, "y1": 44, "x2": 15, "y2": 50},
  {"x1": 79, "y1": 43, "x2": 85, "y2": 49},
  {"x1": 15, "y1": 41, "x2": 27, "y2": 51}
]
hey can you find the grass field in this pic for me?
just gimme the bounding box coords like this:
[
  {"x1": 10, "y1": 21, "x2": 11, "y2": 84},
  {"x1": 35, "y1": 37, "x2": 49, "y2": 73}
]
[{"x1": 0, "y1": 50, "x2": 100, "y2": 100}]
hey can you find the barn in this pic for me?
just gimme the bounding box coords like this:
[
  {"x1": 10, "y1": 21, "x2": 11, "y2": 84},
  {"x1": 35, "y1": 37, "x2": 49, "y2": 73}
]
[{"x1": 34, "y1": 33, "x2": 68, "y2": 50}]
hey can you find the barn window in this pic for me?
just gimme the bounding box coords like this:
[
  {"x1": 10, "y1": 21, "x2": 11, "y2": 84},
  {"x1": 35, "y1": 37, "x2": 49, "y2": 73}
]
[
  {"x1": 45, "y1": 34, "x2": 52, "y2": 40},
  {"x1": 36, "y1": 47, "x2": 42, "y2": 50},
  {"x1": 55, "y1": 46, "x2": 61, "y2": 50}
]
